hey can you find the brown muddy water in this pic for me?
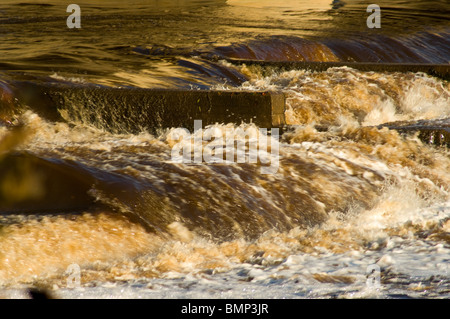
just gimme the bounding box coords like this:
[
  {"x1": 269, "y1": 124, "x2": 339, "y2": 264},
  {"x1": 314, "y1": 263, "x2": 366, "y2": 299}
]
[{"x1": 0, "y1": 0, "x2": 449, "y2": 299}]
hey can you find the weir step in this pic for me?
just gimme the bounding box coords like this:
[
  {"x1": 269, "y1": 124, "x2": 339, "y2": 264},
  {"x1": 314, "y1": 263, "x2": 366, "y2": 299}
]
[
  {"x1": 10, "y1": 82, "x2": 285, "y2": 133},
  {"x1": 4, "y1": 80, "x2": 449, "y2": 148}
]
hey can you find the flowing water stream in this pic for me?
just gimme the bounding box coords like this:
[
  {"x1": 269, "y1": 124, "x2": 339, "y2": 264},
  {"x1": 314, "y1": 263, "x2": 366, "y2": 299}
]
[{"x1": 0, "y1": 0, "x2": 449, "y2": 299}]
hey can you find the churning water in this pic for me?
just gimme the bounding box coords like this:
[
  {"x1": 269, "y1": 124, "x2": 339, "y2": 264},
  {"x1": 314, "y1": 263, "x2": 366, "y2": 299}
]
[{"x1": 0, "y1": 0, "x2": 449, "y2": 299}]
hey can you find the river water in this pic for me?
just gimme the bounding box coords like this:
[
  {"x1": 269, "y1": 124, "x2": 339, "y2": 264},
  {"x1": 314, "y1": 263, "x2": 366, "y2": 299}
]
[{"x1": 0, "y1": 0, "x2": 449, "y2": 299}]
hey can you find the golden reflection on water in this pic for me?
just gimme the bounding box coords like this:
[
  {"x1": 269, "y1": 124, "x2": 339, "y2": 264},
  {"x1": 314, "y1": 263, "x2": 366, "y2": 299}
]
[{"x1": 0, "y1": 0, "x2": 449, "y2": 296}]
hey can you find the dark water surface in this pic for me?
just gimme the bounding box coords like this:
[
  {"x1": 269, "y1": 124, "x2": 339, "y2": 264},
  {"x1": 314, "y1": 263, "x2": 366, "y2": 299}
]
[
  {"x1": 0, "y1": 1, "x2": 449, "y2": 298},
  {"x1": 0, "y1": 0, "x2": 449, "y2": 87}
]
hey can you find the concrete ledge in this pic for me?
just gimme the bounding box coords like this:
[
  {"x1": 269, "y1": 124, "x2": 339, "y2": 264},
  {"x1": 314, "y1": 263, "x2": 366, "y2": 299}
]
[
  {"x1": 224, "y1": 59, "x2": 450, "y2": 81},
  {"x1": 8, "y1": 80, "x2": 449, "y2": 148},
  {"x1": 12, "y1": 82, "x2": 286, "y2": 133},
  {"x1": 378, "y1": 118, "x2": 450, "y2": 148}
]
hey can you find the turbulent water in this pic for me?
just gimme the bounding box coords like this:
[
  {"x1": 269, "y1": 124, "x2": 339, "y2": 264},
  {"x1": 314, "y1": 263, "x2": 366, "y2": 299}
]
[{"x1": 0, "y1": 0, "x2": 449, "y2": 299}]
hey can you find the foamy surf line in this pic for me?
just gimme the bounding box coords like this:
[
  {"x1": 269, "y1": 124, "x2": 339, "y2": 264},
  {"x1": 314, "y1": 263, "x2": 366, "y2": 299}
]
[
  {"x1": 221, "y1": 60, "x2": 450, "y2": 81},
  {"x1": 1, "y1": 198, "x2": 449, "y2": 299}
]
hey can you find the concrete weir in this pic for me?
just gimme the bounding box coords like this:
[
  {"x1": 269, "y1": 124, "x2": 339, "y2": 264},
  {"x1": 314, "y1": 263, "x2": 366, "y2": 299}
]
[
  {"x1": 12, "y1": 82, "x2": 285, "y2": 133},
  {"x1": 8, "y1": 60, "x2": 449, "y2": 144},
  {"x1": 378, "y1": 118, "x2": 450, "y2": 148}
]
